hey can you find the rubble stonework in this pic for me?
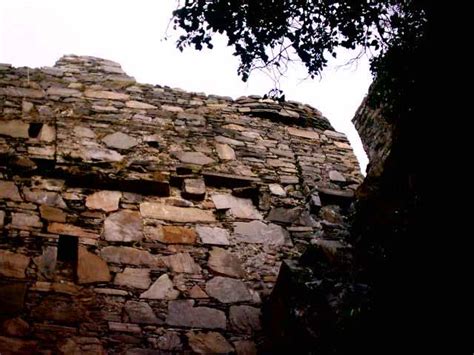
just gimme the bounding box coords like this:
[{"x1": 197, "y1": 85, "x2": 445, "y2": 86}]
[{"x1": 0, "y1": 55, "x2": 362, "y2": 353}]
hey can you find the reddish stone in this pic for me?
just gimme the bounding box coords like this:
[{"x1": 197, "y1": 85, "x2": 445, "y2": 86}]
[
  {"x1": 77, "y1": 247, "x2": 111, "y2": 284},
  {"x1": 160, "y1": 226, "x2": 197, "y2": 244},
  {"x1": 0, "y1": 250, "x2": 30, "y2": 278}
]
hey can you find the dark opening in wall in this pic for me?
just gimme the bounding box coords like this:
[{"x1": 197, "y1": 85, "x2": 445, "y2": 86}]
[
  {"x1": 56, "y1": 235, "x2": 78, "y2": 280},
  {"x1": 28, "y1": 123, "x2": 43, "y2": 138}
]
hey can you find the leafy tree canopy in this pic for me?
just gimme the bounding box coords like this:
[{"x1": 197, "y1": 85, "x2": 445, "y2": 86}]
[{"x1": 172, "y1": 0, "x2": 434, "y2": 121}]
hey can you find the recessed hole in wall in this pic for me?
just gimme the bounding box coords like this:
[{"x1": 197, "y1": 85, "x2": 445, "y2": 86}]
[
  {"x1": 28, "y1": 123, "x2": 43, "y2": 138},
  {"x1": 57, "y1": 235, "x2": 78, "y2": 264}
]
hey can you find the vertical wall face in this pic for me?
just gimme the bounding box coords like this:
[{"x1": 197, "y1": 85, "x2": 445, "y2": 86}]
[{"x1": 0, "y1": 55, "x2": 362, "y2": 353}]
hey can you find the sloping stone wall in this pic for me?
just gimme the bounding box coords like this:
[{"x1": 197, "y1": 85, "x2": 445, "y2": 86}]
[{"x1": 0, "y1": 55, "x2": 362, "y2": 354}]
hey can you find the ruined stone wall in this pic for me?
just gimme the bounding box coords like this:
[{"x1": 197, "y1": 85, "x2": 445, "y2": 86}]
[
  {"x1": 352, "y1": 96, "x2": 393, "y2": 178},
  {"x1": 0, "y1": 55, "x2": 362, "y2": 354}
]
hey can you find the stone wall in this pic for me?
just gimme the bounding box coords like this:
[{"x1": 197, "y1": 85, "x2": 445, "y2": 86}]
[{"x1": 0, "y1": 55, "x2": 362, "y2": 354}]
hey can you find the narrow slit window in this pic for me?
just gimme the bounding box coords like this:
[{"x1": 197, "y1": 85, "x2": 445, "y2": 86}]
[
  {"x1": 28, "y1": 122, "x2": 43, "y2": 138},
  {"x1": 57, "y1": 235, "x2": 78, "y2": 264}
]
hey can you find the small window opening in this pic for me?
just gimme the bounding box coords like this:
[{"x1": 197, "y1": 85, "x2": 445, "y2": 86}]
[
  {"x1": 56, "y1": 235, "x2": 78, "y2": 281},
  {"x1": 28, "y1": 123, "x2": 43, "y2": 138}
]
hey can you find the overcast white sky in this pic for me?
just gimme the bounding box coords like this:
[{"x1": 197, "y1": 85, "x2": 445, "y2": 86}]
[{"x1": 0, "y1": 0, "x2": 372, "y2": 172}]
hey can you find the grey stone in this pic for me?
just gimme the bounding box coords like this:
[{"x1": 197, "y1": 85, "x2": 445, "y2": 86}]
[
  {"x1": 0, "y1": 181, "x2": 22, "y2": 201},
  {"x1": 33, "y1": 247, "x2": 57, "y2": 280},
  {"x1": 102, "y1": 132, "x2": 139, "y2": 150},
  {"x1": 211, "y1": 194, "x2": 262, "y2": 220},
  {"x1": 215, "y1": 135, "x2": 245, "y2": 146},
  {"x1": 187, "y1": 331, "x2": 233, "y2": 354},
  {"x1": 73, "y1": 126, "x2": 96, "y2": 138},
  {"x1": 139, "y1": 274, "x2": 179, "y2": 300},
  {"x1": 233, "y1": 221, "x2": 288, "y2": 245},
  {"x1": 104, "y1": 210, "x2": 142, "y2": 242},
  {"x1": 162, "y1": 252, "x2": 201, "y2": 274},
  {"x1": 229, "y1": 305, "x2": 261, "y2": 334},
  {"x1": 183, "y1": 178, "x2": 206, "y2": 200},
  {"x1": 205, "y1": 277, "x2": 252, "y2": 303},
  {"x1": 79, "y1": 146, "x2": 124, "y2": 162},
  {"x1": 208, "y1": 248, "x2": 245, "y2": 278},
  {"x1": 329, "y1": 170, "x2": 346, "y2": 182},
  {"x1": 140, "y1": 202, "x2": 215, "y2": 223},
  {"x1": 0, "y1": 87, "x2": 45, "y2": 98},
  {"x1": 166, "y1": 300, "x2": 226, "y2": 329},
  {"x1": 216, "y1": 143, "x2": 236, "y2": 160},
  {"x1": 125, "y1": 100, "x2": 156, "y2": 109},
  {"x1": 268, "y1": 183, "x2": 286, "y2": 196},
  {"x1": 161, "y1": 104, "x2": 184, "y2": 112},
  {"x1": 86, "y1": 190, "x2": 121, "y2": 212},
  {"x1": 266, "y1": 207, "x2": 301, "y2": 224},
  {"x1": 11, "y1": 212, "x2": 42, "y2": 229},
  {"x1": 114, "y1": 268, "x2": 151, "y2": 289},
  {"x1": 101, "y1": 247, "x2": 158, "y2": 267},
  {"x1": 47, "y1": 87, "x2": 82, "y2": 97},
  {"x1": 124, "y1": 301, "x2": 162, "y2": 325},
  {"x1": 23, "y1": 188, "x2": 67, "y2": 208},
  {"x1": 196, "y1": 226, "x2": 230, "y2": 246},
  {"x1": 171, "y1": 151, "x2": 215, "y2": 165}
]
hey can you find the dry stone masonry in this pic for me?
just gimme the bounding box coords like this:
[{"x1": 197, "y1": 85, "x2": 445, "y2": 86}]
[{"x1": 0, "y1": 55, "x2": 362, "y2": 354}]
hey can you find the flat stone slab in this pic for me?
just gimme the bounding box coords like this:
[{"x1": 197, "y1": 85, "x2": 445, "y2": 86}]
[
  {"x1": 211, "y1": 194, "x2": 262, "y2": 220},
  {"x1": 287, "y1": 127, "x2": 320, "y2": 140},
  {"x1": 114, "y1": 268, "x2": 151, "y2": 289},
  {"x1": 196, "y1": 226, "x2": 230, "y2": 245},
  {"x1": 124, "y1": 301, "x2": 162, "y2": 324},
  {"x1": 205, "y1": 277, "x2": 252, "y2": 303},
  {"x1": 329, "y1": 170, "x2": 346, "y2": 182},
  {"x1": 208, "y1": 248, "x2": 245, "y2": 278},
  {"x1": 84, "y1": 89, "x2": 129, "y2": 101},
  {"x1": 171, "y1": 151, "x2": 215, "y2": 165},
  {"x1": 182, "y1": 178, "x2": 206, "y2": 200},
  {"x1": 39, "y1": 205, "x2": 66, "y2": 222},
  {"x1": 125, "y1": 100, "x2": 157, "y2": 109},
  {"x1": 101, "y1": 246, "x2": 159, "y2": 267},
  {"x1": 11, "y1": 212, "x2": 42, "y2": 229},
  {"x1": 162, "y1": 252, "x2": 201, "y2": 274},
  {"x1": 102, "y1": 132, "x2": 139, "y2": 150},
  {"x1": 77, "y1": 247, "x2": 111, "y2": 284},
  {"x1": 140, "y1": 202, "x2": 215, "y2": 223},
  {"x1": 140, "y1": 274, "x2": 179, "y2": 300},
  {"x1": 159, "y1": 226, "x2": 197, "y2": 244},
  {"x1": 104, "y1": 210, "x2": 143, "y2": 242},
  {"x1": 166, "y1": 300, "x2": 226, "y2": 329},
  {"x1": 86, "y1": 190, "x2": 121, "y2": 212},
  {"x1": 48, "y1": 223, "x2": 99, "y2": 239},
  {"x1": 233, "y1": 220, "x2": 288, "y2": 245},
  {"x1": 0, "y1": 120, "x2": 30, "y2": 139}
]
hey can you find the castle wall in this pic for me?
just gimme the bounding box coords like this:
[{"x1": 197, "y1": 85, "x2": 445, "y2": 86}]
[{"x1": 0, "y1": 55, "x2": 361, "y2": 354}]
